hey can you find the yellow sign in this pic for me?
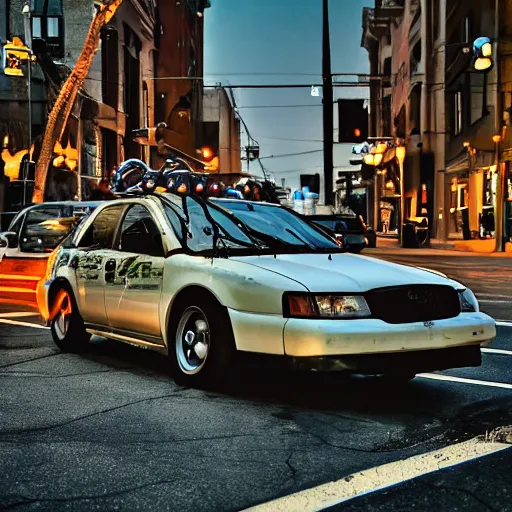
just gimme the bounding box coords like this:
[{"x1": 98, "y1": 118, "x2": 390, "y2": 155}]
[{"x1": 2, "y1": 38, "x2": 32, "y2": 77}]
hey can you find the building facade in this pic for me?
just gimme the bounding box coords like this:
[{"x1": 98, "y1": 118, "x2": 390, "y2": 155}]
[
  {"x1": 202, "y1": 86, "x2": 241, "y2": 176},
  {"x1": 152, "y1": 0, "x2": 210, "y2": 167},
  {"x1": 0, "y1": 0, "x2": 158, "y2": 208},
  {"x1": 362, "y1": 0, "x2": 512, "y2": 250},
  {"x1": 362, "y1": 0, "x2": 441, "y2": 239}
]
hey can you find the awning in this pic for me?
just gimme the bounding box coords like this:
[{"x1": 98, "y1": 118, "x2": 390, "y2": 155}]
[{"x1": 445, "y1": 154, "x2": 469, "y2": 174}]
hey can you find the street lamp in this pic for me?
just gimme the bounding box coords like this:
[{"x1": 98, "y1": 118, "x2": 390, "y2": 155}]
[
  {"x1": 171, "y1": 95, "x2": 192, "y2": 120},
  {"x1": 472, "y1": 37, "x2": 494, "y2": 72},
  {"x1": 395, "y1": 144, "x2": 406, "y2": 245}
]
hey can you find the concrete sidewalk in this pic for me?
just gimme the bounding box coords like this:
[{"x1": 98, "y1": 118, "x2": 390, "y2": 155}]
[{"x1": 367, "y1": 236, "x2": 512, "y2": 258}]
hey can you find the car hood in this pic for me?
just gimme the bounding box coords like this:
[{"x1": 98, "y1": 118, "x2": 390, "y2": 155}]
[{"x1": 230, "y1": 253, "x2": 461, "y2": 293}]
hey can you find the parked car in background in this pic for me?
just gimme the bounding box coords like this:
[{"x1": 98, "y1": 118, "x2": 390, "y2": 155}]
[
  {"x1": 306, "y1": 213, "x2": 370, "y2": 253},
  {"x1": 40, "y1": 192, "x2": 494, "y2": 387},
  {"x1": 0, "y1": 201, "x2": 102, "y2": 308}
]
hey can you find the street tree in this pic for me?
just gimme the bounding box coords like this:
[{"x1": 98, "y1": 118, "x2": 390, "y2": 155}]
[{"x1": 32, "y1": 0, "x2": 124, "y2": 204}]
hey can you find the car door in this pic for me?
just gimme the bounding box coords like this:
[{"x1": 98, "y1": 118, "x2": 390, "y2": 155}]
[
  {"x1": 74, "y1": 204, "x2": 126, "y2": 327},
  {"x1": 103, "y1": 204, "x2": 165, "y2": 342}
]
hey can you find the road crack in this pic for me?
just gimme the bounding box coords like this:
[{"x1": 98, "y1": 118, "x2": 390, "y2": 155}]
[
  {"x1": 0, "y1": 389, "x2": 189, "y2": 436},
  {"x1": 0, "y1": 479, "x2": 178, "y2": 510}
]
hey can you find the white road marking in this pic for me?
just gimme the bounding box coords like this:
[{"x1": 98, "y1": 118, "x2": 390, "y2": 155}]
[
  {"x1": 0, "y1": 312, "x2": 40, "y2": 318},
  {"x1": 418, "y1": 373, "x2": 512, "y2": 390},
  {"x1": 479, "y1": 300, "x2": 512, "y2": 304},
  {"x1": 244, "y1": 438, "x2": 511, "y2": 512},
  {"x1": 497, "y1": 321, "x2": 512, "y2": 328},
  {"x1": 478, "y1": 294, "x2": 512, "y2": 299},
  {"x1": 0, "y1": 318, "x2": 49, "y2": 330},
  {"x1": 482, "y1": 347, "x2": 512, "y2": 356}
]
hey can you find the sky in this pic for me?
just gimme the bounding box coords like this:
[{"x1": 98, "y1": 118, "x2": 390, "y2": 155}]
[{"x1": 204, "y1": 0, "x2": 370, "y2": 191}]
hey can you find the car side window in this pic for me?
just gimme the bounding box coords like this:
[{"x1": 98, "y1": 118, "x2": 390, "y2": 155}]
[
  {"x1": 5, "y1": 213, "x2": 24, "y2": 248},
  {"x1": 118, "y1": 205, "x2": 165, "y2": 257},
  {"x1": 77, "y1": 205, "x2": 125, "y2": 249},
  {"x1": 18, "y1": 207, "x2": 64, "y2": 253}
]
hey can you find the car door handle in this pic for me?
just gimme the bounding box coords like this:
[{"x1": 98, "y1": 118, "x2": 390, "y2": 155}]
[{"x1": 105, "y1": 259, "x2": 116, "y2": 273}]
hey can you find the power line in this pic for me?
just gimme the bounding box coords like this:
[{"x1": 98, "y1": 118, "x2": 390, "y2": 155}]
[
  {"x1": 271, "y1": 167, "x2": 323, "y2": 174},
  {"x1": 205, "y1": 72, "x2": 322, "y2": 77},
  {"x1": 260, "y1": 149, "x2": 324, "y2": 159},
  {"x1": 238, "y1": 104, "x2": 322, "y2": 109},
  {"x1": 254, "y1": 136, "x2": 324, "y2": 143},
  {"x1": 212, "y1": 83, "x2": 369, "y2": 89}
]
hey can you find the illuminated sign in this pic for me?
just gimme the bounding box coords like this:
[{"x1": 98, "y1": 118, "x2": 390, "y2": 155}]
[{"x1": 1, "y1": 38, "x2": 32, "y2": 77}]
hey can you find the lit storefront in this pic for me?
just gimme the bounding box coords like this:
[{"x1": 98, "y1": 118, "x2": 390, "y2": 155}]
[{"x1": 445, "y1": 150, "x2": 496, "y2": 240}]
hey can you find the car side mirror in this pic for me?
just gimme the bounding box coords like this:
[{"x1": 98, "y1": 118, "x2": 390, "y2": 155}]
[{"x1": 1, "y1": 232, "x2": 18, "y2": 248}]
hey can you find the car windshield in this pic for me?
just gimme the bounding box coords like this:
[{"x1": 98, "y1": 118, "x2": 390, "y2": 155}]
[
  {"x1": 212, "y1": 200, "x2": 342, "y2": 253},
  {"x1": 162, "y1": 196, "x2": 341, "y2": 255}
]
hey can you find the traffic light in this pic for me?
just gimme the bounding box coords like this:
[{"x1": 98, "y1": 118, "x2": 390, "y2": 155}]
[
  {"x1": 473, "y1": 37, "x2": 493, "y2": 73},
  {"x1": 338, "y1": 99, "x2": 369, "y2": 143}
]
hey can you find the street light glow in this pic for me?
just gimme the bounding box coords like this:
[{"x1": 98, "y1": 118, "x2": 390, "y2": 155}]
[
  {"x1": 482, "y1": 42, "x2": 493, "y2": 57},
  {"x1": 474, "y1": 57, "x2": 493, "y2": 71}
]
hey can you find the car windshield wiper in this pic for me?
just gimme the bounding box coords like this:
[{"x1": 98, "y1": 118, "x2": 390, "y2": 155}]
[
  {"x1": 206, "y1": 202, "x2": 268, "y2": 251},
  {"x1": 284, "y1": 228, "x2": 316, "y2": 250}
]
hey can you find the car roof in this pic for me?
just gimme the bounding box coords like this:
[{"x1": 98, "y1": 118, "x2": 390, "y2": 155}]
[{"x1": 17, "y1": 201, "x2": 104, "y2": 214}]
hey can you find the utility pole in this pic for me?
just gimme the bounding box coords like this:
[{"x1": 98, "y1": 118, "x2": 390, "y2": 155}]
[
  {"x1": 494, "y1": 0, "x2": 504, "y2": 251},
  {"x1": 22, "y1": 1, "x2": 32, "y2": 206},
  {"x1": 322, "y1": 0, "x2": 334, "y2": 206}
]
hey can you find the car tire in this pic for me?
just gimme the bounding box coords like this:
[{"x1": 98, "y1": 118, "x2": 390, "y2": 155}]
[
  {"x1": 50, "y1": 286, "x2": 91, "y2": 353},
  {"x1": 168, "y1": 292, "x2": 236, "y2": 388}
]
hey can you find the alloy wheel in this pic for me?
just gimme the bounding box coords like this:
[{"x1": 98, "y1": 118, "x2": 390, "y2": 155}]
[{"x1": 176, "y1": 306, "x2": 211, "y2": 375}]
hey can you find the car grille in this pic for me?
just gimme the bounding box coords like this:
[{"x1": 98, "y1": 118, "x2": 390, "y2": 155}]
[{"x1": 364, "y1": 285, "x2": 461, "y2": 324}]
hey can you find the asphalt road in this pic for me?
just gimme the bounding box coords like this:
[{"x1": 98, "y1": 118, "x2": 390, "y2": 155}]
[{"x1": 1, "y1": 249, "x2": 512, "y2": 511}]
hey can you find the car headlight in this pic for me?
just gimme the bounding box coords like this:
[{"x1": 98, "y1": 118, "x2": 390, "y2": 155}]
[
  {"x1": 459, "y1": 288, "x2": 479, "y2": 312},
  {"x1": 284, "y1": 293, "x2": 371, "y2": 319}
]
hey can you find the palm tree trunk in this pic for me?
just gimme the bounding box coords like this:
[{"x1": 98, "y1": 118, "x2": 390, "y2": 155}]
[{"x1": 32, "y1": 0, "x2": 124, "y2": 203}]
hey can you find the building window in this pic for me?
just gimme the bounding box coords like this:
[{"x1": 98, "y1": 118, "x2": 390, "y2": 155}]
[
  {"x1": 433, "y1": 0, "x2": 440, "y2": 41},
  {"x1": 454, "y1": 91, "x2": 463, "y2": 136},
  {"x1": 382, "y1": 96, "x2": 392, "y2": 136},
  {"x1": 383, "y1": 57, "x2": 391, "y2": 87},
  {"x1": 32, "y1": 0, "x2": 64, "y2": 59}
]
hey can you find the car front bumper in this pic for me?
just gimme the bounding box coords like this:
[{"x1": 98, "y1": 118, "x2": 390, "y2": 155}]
[
  {"x1": 228, "y1": 309, "x2": 495, "y2": 360},
  {"x1": 283, "y1": 313, "x2": 495, "y2": 357}
]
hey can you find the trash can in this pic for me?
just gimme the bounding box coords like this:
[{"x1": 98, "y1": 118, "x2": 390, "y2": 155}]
[
  {"x1": 402, "y1": 219, "x2": 430, "y2": 248},
  {"x1": 402, "y1": 222, "x2": 419, "y2": 248}
]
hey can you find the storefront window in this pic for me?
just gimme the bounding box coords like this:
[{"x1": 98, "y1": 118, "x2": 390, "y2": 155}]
[{"x1": 505, "y1": 163, "x2": 512, "y2": 242}]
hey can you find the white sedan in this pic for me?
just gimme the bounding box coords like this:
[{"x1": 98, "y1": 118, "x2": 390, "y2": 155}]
[{"x1": 38, "y1": 193, "x2": 495, "y2": 386}]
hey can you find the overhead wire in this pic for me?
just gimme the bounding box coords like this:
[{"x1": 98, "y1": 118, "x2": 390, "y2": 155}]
[{"x1": 260, "y1": 149, "x2": 324, "y2": 159}]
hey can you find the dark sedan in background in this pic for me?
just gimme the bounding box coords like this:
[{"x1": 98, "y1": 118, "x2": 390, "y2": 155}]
[{"x1": 306, "y1": 214, "x2": 376, "y2": 253}]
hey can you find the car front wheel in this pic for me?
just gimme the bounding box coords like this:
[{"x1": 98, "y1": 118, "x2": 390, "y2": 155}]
[
  {"x1": 50, "y1": 287, "x2": 90, "y2": 352},
  {"x1": 169, "y1": 293, "x2": 236, "y2": 387}
]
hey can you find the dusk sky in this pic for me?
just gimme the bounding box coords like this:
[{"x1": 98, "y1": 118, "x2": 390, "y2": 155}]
[{"x1": 204, "y1": 0, "x2": 370, "y2": 190}]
